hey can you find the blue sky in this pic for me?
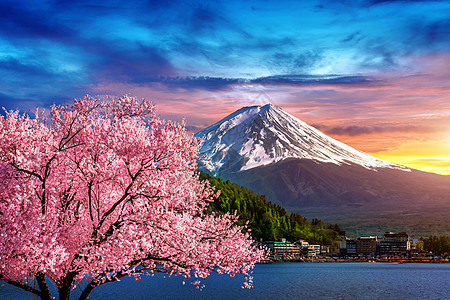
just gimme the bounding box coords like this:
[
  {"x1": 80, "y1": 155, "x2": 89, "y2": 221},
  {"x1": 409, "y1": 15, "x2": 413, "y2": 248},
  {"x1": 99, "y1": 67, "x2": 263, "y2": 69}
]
[{"x1": 1, "y1": 0, "x2": 450, "y2": 174}]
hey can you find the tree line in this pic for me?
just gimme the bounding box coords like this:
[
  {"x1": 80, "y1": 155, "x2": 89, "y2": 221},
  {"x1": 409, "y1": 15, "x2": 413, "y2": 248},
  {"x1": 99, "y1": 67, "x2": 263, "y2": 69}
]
[
  {"x1": 421, "y1": 235, "x2": 450, "y2": 255},
  {"x1": 200, "y1": 171, "x2": 345, "y2": 245}
]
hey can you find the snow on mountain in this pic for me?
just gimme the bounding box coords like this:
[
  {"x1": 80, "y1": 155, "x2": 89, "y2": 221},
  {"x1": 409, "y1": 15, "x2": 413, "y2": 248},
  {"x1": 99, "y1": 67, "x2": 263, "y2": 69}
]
[{"x1": 195, "y1": 104, "x2": 409, "y2": 175}]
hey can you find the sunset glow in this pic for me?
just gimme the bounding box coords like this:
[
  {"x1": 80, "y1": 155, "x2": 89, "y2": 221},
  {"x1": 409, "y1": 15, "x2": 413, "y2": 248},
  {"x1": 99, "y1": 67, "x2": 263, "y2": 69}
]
[{"x1": 1, "y1": 0, "x2": 449, "y2": 175}]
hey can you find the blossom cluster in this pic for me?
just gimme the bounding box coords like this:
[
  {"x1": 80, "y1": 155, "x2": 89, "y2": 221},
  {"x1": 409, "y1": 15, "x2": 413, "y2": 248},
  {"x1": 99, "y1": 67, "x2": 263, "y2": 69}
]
[{"x1": 0, "y1": 95, "x2": 265, "y2": 297}]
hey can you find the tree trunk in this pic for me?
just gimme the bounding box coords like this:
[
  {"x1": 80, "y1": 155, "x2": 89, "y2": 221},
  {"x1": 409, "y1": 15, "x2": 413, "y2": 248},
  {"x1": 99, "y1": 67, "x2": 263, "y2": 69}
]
[
  {"x1": 78, "y1": 283, "x2": 95, "y2": 300},
  {"x1": 58, "y1": 287, "x2": 71, "y2": 300},
  {"x1": 35, "y1": 272, "x2": 52, "y2": 300},
  {"x1": 58, "y1": 271, "x2": 77, "y2": 300}
]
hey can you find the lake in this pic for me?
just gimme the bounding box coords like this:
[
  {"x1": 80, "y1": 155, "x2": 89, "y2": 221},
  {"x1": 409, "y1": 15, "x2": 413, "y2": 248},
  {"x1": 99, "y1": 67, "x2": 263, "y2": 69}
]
[{"x1": 1, "y1": 263, "x2": 449, "y2": 299}]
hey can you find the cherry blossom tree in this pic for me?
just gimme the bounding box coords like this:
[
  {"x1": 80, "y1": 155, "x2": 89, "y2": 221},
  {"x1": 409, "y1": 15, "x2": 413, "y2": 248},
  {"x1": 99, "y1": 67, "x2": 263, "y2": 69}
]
[{"x1": 0, "y1": 95, "x2": 265, "y2": 300}]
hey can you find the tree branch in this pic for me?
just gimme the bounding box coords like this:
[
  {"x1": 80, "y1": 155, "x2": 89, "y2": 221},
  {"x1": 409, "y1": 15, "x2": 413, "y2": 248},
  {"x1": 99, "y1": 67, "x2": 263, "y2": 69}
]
[
  {"x1": 77, "y1": 269, "x2": 133, "y2": 300},
  {"x1": 58, "y1": 117, "x2": 85, "y2": 151},
  {"x1": 96, "y1": 168, "x2": 141, "y2": 232},
  {"x1": 0, "y1": 274, "x2": 42, "y2": 297},
  {"x1": 87, "y1": 181, "x2": 94, "y2": 223},
  {"x1": 8, "y1": 162, "x2": 43, "y2": 181},
  {"x1": 77, "y1": 254, "x2": 188, "y2": 300},
  {"x1": 92, "y1": 219, "x2": 124, "y2": 246},
  {"x1": 35, "y1": 272, "x2": 52, "y2": 300}
]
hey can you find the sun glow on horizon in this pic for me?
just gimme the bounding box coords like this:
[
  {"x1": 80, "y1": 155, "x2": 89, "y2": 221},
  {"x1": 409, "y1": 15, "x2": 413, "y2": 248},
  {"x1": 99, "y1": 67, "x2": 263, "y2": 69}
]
[
  {"x1": 370, "y1": 154, "x2": 450, "y2": 176},
  {"x1": 371, "y1": 134, "x2": 450, "y2": 175},
  {"x1": 331, "y1": 127, "x2": 450, "y2": 176}
]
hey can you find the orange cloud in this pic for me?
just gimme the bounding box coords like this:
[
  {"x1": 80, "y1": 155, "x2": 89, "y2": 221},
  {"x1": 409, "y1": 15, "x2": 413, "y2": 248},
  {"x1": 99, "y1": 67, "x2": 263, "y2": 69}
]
[{"x1": 90, "y1": 53, "x2": 450, "y2": 175}]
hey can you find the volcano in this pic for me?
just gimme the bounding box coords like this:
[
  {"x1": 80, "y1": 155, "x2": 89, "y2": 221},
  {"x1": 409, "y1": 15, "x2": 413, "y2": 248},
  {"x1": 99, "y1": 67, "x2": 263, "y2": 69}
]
[{"x1": 195, "y1": 104, "x2": 450, "y2": 236}]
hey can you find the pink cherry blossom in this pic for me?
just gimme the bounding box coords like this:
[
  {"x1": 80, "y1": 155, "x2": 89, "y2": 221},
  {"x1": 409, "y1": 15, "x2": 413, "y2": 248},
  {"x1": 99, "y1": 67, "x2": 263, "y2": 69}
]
[{"x1": 0, "y1": 95, "x2": 265, "y2": 300}]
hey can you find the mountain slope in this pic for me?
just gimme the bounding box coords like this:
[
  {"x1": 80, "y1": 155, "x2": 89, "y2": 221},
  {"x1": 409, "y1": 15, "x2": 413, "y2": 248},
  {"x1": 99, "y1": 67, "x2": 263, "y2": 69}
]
[
  {"x1": 196, "y1": 104, "x2": 408, "y2": 175},
  {"x1": 199, "y1": 171, "x2": 345, "y2": 245},
  {"x1": 195, "y1": 104, "x2": 450, "y2": 237}
]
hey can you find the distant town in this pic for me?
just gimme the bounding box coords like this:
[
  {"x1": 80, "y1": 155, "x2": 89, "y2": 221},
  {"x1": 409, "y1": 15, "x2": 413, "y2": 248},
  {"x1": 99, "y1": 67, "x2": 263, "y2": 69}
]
[{"x1": 262, "y1": 232, "x2": 449, "y2": 263}]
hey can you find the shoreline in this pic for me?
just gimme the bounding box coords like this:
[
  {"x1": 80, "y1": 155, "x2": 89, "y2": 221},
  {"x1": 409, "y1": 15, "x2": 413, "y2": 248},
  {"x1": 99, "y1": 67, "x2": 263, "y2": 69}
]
[{"x1": 260, "y1": 256, "x2": 449, "y2": 264}]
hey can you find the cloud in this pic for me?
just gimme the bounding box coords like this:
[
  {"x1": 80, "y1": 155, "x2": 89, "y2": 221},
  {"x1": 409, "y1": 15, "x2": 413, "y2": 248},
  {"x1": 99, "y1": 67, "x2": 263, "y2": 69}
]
[
  {"x1": 366, "y1": 0, "x2": 439, "y2": 5},
  {"x1": 184, "y1": 124, "x2": 205, "y2": 133},
  {"x1": 85, "y1": 42, "x2": 176, "y2": 83},
  {"x1": 188, "y1": 3, "x2": 223, "y2": 34},
  {"x1": 0, "y1": 1, "x2": 75, "y2": 41},
  {"x1": 0, "y1": 92, "x2": 48, "y2": 113},
  {"x1": 342, "y1": 31, "x2": 365, "y2": 43},
  {"x1": 0, "y1": 57, "x2": 54, "y2": 77},
  {"x1": 407, "y1": 18, "x2": 450, "y2": 49},
  {"x1": 267, "y1": 51, "x2": 324, "y2": 73},
  {"x1": 410, "y1": 158, "x2": 450, "y2": 168},
  {"x1": 0, "y1": 55, "x2": 88, "y2": 111},
  {"x1": 2, "y1": 0, "x2": 450, "y2": 121},
  {"x1": 251, "y1": 74, "x2": 377, "y2": 85},
  {"x1": 154, "y1": 76, "x2": 242, "y2": 91},
  {"x1": 312, "y1": 124, "x2": 435, "y2": 136},
  {"x1": 140, "y1": 74, "x2": 379, "y2": 91}
]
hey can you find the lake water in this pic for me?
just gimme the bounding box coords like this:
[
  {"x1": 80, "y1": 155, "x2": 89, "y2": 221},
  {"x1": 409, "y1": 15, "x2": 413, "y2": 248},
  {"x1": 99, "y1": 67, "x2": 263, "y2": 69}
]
[{"x1": 1, "y1": 263, "x2": 449, "y2": 299}]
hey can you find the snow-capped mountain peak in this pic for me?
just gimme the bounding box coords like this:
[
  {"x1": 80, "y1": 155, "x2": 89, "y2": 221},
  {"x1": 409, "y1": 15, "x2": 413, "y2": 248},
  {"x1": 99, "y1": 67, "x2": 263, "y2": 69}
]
[{"x1": 195, "y1": 104, "x2": 409, "y2": 175}]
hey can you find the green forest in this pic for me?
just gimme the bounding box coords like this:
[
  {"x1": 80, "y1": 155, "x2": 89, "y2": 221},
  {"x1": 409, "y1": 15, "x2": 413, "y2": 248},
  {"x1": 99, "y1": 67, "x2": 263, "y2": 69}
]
[
  {"x1": 200, "y1": 172, "x2": 345, "y2": 246},
  {"x1": 421, "y1": 235, "x2": 450, "y2": 255}
]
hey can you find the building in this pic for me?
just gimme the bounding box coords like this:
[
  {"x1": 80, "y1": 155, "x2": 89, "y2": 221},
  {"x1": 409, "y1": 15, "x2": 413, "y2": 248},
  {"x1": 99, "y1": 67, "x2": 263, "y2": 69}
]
[
  {"x1": 356, "y1": 236, "x2": 377, "y2": 255},
  {"x1": 379, "y1": 232, "x2": 410, "y2": 255},
  {"x1": 302, "y1": 246, "x2": 317, "y2": 257},
  {"x1": 310, "y1": 244, "x2": 321, "y2": 255},
  {"x1": 264, "y1": 239, "x2": 301, "y2": 258},
  {"x1": 340, "y1": 237, "x2": 348, "y2": 251},
  {"x1": 297, "y1": 240, "x2": 310, "y2": 248},
  {"x1": 328, "y1": 243, "x2": 341, "y2": 255},
  {"x1": 346, "y1": 239, "x2": 357, "y2": 255},
  {"x1": 320, "y1": 245, "x2": 330, "y2": 254},
  {"x1": 340, "y1": 237, "x2": 357, "y2": 256},
  {"x1": 295, "y1": 240, "x2": 322, "y2": 257}
]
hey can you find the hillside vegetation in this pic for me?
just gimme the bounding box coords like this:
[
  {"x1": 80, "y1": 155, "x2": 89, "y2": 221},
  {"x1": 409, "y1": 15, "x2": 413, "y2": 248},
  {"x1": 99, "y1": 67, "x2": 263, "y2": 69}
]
[{"x1": 200, "y1": 172, "x2": 345, "y2": 245}]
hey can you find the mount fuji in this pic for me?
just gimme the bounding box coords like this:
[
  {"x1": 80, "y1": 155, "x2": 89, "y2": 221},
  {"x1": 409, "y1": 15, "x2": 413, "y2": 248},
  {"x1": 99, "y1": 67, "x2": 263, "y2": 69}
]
[
  {"x1": 196, "y1": 104, "x2": 409, "y2": 175},
  {"x1": 195, "y1": 104, "x2": 450, "y2": 236}
]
